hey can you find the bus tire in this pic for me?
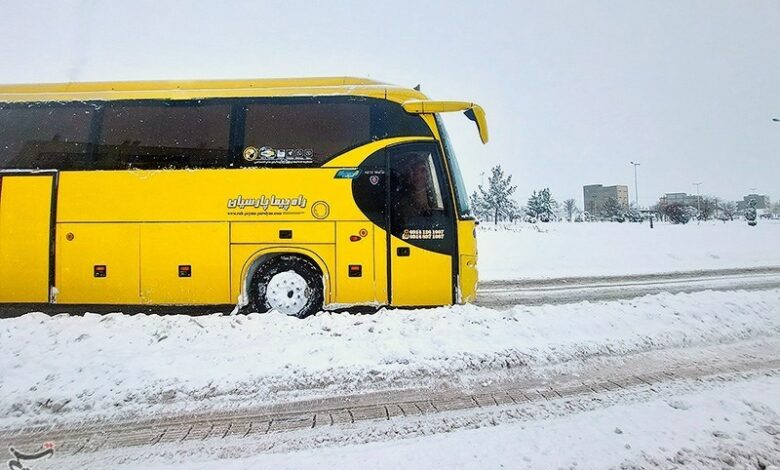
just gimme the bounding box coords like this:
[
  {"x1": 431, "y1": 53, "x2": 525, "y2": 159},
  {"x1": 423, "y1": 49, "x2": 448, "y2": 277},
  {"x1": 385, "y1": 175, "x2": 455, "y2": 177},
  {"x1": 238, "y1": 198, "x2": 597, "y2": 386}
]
[{"x1": 248, "y1": 255, "x2": 323, "y2": 319}]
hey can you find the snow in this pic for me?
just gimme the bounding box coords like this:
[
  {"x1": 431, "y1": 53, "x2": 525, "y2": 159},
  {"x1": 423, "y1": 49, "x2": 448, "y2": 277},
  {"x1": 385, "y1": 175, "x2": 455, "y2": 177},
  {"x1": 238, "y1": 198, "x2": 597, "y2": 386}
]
[
  {"x1": 477, "y1": 220, "x2": 780, "y2": 281},
  {"x1": 2, "y1": 289, "x2": 779, "y2": 429},
  {"x1": 109, "y1": 375, "x2": 780, "y2": 470}
]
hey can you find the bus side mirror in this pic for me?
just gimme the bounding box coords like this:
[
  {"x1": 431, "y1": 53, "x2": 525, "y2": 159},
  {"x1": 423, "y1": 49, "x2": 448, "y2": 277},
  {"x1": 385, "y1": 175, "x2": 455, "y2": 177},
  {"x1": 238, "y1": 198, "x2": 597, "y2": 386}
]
[
  {"x1": 402, "y1": 100, "x2": 489, "y2": 144},
  {"x1": 463, "y1": 106, "x2": 489, "y2": 144}
]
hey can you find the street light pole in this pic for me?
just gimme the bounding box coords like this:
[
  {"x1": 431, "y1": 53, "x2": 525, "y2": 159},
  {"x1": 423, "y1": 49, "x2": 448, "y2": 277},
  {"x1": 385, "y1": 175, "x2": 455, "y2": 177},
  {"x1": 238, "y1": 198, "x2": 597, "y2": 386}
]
[
  {"x1": 693, "y1": 182, "x2": 702, "y2": 224},
  {"x1": 630, "y1": 161, "x2": 640, "y2": 208}
]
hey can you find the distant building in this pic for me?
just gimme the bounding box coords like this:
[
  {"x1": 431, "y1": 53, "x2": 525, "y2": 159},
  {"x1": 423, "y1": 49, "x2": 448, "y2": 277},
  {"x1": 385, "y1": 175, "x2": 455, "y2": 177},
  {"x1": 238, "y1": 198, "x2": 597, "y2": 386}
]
[
  {"x1": 583, "y1": 184, "x2": 629, "y2": 215},
  {"x1": 737, "y1": 194, "x2": 770, "y2": 211},
  {"x1": 659, "y1": 192, "x2": 702, "y2": 208}
]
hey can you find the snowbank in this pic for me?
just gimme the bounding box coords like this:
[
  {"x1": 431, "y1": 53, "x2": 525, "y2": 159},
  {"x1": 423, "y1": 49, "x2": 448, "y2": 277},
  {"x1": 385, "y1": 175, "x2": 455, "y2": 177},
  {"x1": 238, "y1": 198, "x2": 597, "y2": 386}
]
[
  {"x1": 1, "y1": 289, "x2": 778, "y2": 428},
  {"x1": 477, "y1": 220, "x2": 780, "y2": 280}
]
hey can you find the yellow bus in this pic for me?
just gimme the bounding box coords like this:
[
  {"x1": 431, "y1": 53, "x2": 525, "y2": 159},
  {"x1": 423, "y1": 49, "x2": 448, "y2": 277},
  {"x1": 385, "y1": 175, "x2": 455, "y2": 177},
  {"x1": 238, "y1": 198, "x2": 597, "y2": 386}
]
[{"x1": 0, "y1": 77, "x2": 487, "y2": 317}]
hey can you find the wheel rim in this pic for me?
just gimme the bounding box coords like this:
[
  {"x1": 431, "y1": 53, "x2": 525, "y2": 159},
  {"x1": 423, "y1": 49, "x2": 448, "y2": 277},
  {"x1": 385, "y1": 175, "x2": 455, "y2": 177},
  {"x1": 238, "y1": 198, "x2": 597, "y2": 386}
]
[{"x1": 265, "y1": 270, "x2": 310, "y2": 316}]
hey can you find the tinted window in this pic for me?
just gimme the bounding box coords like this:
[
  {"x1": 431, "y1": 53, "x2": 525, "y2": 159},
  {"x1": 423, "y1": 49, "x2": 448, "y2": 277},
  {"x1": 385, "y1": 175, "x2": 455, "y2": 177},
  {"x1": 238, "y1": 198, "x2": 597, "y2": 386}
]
[
  {"x1": 390, "y1": 150, "x2": 446, "y2": 228},
  {"x1": 388, "y1": 145, "x2": 454, "y2": 254},
  {"x1": 0, "y1": 104, "x2": 93, "y2": 170},
  {"x1": 435, "y1": 115, "x2": 471, "y2": 218},
  {"x1": 1, "y1": 97, "x2": 432, "y2": 171},
  {"x1": 241, "y1": 97, "x2": 432, "y2": 167},
  {"x1": 94, "y1": 101, "x2": 232, "y2": 169}
]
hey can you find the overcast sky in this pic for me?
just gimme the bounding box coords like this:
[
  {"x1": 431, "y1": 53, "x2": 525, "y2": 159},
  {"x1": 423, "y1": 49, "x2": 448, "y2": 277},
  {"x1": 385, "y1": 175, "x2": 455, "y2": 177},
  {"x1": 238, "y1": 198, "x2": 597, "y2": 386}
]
[{"x1": 1, "y1": 0, "x2": 778, "y2": 207}]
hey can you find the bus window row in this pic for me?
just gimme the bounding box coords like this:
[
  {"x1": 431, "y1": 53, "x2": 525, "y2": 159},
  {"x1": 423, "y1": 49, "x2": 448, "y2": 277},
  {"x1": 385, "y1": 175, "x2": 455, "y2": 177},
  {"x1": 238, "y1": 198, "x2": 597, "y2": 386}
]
[{"x1": 0, "y1": 97, "x2": 432, "y2": 171}]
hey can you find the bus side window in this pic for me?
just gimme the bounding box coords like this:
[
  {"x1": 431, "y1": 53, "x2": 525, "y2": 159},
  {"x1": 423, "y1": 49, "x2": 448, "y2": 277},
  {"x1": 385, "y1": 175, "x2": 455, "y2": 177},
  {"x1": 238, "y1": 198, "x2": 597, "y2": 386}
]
[{"x1": 0, "y1": 105, "x2": 92, "y2": 170}]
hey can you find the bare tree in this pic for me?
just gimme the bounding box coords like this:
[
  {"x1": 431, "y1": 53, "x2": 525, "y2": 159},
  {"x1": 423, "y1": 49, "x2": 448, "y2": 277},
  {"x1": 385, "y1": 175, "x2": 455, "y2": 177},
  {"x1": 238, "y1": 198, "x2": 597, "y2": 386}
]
[
  {"x1": 562, "y1": 199, "x2": 578, "y2": 222},
  {"x1": 720, "y1": 201, "x2": 738, "y2": 221},
  {"x1": 699, "y1": 196, "x2": 718, "y2": 221}
]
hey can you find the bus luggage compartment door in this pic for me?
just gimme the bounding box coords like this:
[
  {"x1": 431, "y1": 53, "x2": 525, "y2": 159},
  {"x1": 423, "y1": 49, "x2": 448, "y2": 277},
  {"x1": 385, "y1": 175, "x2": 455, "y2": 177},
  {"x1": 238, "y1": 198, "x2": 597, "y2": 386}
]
[{"x1": 0, "y1": 174, "x2": 55, "y2": 303}]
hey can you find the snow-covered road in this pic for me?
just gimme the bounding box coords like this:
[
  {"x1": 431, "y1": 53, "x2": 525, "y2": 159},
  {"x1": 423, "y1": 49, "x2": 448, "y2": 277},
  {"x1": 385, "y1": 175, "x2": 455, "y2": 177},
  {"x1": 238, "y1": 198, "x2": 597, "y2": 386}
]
[
  {"x1": 2, "y1": 288, "x2": 779, "y2": 431},
  {"x1": 6, "y1": 338, "x2": 779, "y2": 469}
]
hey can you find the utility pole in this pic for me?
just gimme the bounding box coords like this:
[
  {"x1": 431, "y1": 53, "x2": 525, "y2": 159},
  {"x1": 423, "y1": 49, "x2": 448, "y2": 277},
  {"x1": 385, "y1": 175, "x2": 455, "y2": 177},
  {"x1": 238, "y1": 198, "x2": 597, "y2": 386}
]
[
  {"x1": 693, "y1": 182, "x2": 702, "y2": 224},
  {"x1": 630, "y1": 161, "x2": 640, "y2": 208}
]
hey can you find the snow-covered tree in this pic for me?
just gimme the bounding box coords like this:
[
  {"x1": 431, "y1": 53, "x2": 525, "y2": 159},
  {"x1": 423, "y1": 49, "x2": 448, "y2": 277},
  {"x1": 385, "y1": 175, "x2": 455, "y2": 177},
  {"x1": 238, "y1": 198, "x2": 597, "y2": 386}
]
[
  {"x1": 600, "y1": 196, "x2": 623, "y2": 220},
  {"x1": 469, "y1": 190, "x2": 492, "y2": 221},
  {"x1": 476, "y1": 165, "x2": 517, "y2": 224},
  {"x1": 625, "y1": 203, "x2": 643, "y2": 222},
  {"x1": 505, "y1": 199, "x2": 524, "y2": 223},
  {"x1": 526, "y1": 188, "x2": 557, "y2": 222},
  {"x1": 664, "y1": 202, "x2": 692, "y2": 224},
  {"x1": 745, "y1": 198, "x2": 758, "y2": 226},
  {"x1": 562, "y1": 198, "x2": 579, "y2": 222}
]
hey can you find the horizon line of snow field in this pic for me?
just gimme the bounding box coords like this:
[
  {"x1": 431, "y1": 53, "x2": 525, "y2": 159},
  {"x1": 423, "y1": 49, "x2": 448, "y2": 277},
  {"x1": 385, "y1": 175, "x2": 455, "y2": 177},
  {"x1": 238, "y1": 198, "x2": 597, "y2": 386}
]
[
  {"x1": 476, "y1": 219, "x2": 780, "y2": 281},
  {"x1": 1, "y1": 288, "x2": 778, "y2": 429}
]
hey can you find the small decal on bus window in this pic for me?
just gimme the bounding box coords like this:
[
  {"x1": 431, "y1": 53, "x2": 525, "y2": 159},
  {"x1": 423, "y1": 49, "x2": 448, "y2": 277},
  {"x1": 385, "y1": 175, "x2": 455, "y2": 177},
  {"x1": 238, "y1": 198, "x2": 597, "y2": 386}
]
[
  {"x1": 227, "y1": 195, "x2": 308, "y2": 211},
  {"x1": 244, "y1": 146, "x2": 314, "y2": 164},
  {"x1": 369, "y1": 175, "x2": 380, "y2": 185},
  {"x1": 401, "y1": 229, "x2": 445, "y2": 240}
]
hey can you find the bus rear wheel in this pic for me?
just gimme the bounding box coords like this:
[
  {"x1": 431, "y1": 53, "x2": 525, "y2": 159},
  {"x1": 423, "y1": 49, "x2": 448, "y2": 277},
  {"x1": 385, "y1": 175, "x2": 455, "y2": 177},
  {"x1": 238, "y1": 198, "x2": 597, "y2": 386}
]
[{"x1": 248, "y1": 255, "x2": 323, "y2": 319}]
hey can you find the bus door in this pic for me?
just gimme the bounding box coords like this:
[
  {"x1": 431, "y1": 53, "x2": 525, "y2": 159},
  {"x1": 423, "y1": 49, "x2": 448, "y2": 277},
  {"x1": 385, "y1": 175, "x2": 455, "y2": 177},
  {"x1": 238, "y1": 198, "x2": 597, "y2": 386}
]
[
  {"x1": 0, "y1": 173, "x2": 55, "y2": 302},
  {"x1": 387, "y1": 143, "x2": 456, "y2": 306}
]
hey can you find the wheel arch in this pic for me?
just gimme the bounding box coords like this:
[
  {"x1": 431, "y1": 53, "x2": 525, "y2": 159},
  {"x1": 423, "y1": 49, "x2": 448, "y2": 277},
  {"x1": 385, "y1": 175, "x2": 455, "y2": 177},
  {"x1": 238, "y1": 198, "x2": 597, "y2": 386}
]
[{"x1": 238, "y1": 247, "x2": 331, "y2": 307}]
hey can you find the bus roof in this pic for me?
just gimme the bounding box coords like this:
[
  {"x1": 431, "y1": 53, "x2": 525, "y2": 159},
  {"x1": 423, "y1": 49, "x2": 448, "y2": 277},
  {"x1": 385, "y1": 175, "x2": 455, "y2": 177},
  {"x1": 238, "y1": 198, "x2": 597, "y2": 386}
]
[{"x1": 0, "y1": 76, "x2": 430, "y2": 104}]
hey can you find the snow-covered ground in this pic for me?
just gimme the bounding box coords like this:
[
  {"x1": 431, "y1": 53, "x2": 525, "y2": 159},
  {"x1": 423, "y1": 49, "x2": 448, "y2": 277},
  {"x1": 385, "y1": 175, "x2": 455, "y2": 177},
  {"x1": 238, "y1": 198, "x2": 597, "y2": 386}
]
[
  {"x1": 2, "y1": 289, "x2": 779, "y2": 429},
  {"x1": 477, "y1": 220, "x2": 780, "y2": 281}
]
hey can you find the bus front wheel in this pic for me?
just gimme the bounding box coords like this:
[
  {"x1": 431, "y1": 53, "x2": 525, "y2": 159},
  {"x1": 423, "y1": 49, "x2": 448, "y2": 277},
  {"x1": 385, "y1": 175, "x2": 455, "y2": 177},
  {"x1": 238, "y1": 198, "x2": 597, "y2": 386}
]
[{"x1": 248, "y1": 255, "x2": 324, "y2": 319}]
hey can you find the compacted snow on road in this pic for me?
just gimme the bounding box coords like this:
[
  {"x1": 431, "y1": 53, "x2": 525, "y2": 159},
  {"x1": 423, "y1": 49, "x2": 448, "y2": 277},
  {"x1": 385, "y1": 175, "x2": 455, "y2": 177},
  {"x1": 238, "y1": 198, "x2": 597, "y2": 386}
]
[
  {"x1": 108, "y1": 374, "x2": 780, "y2": 470},
  {"x1": 2, "y1": 289, "x2": 779, "y2": 430}
]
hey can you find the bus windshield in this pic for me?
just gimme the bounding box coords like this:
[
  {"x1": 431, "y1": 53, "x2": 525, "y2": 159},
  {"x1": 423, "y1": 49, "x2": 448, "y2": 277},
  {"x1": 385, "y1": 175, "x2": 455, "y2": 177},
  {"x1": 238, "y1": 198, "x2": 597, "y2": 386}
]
[{"x1": 435, "y1": 115, "x2": 471, "y2": 218}]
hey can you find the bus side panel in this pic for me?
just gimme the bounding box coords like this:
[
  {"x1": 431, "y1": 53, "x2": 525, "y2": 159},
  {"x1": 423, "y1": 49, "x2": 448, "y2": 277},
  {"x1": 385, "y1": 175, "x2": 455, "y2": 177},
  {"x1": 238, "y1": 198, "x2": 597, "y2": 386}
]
[
  {"x1": 334, "y1": 221, "x2": 377, "y2": 305},
  {"x1": 0, "y1": 176, "x2": 53, "y2": 303},
  {"x1": 457, "y1": 219, "x2": 478, "y2": 303},
  {"x1": 140, "y1": 223, "x2": 230, "y2": 304},
  {"x1": 373, "y1": 227, "x2": 389, "y2": 305},
  {"x1": 56, "y1": 223, "x2": 141, "y2": 304},
  {"x1": 56, "y1": 170, "x2": 366, "y2": 223}
]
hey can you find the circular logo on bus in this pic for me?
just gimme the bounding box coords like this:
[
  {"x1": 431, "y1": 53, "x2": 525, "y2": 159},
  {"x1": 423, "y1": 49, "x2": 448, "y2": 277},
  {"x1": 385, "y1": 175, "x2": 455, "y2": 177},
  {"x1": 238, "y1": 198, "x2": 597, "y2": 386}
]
[
  {"x1": 259, "y1": 146, "x2": 276, "y2": 159},
  {"x1": 311, "y1": 201, "x2": 330, "y2": 219},
  {"x1": 243, "y1": 146, "x2": 258, "y2": 162},
  {"x1": 369, "y1": 175, "x2": 380, "y2": 185}
]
